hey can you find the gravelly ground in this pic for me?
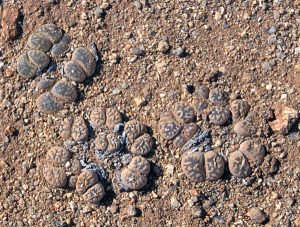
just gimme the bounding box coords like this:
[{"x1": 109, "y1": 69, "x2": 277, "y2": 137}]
[{"x1": 0, "y1": 0, "x2": 300, "y2": 226}]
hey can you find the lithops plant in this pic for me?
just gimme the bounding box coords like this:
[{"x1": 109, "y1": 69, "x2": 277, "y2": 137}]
[
  {"x1": 35, "y1": 24, "x2": 63, "y2": 45},
  {"x1": 124, "y1": 120, "x2": 147, "y2": 144},
  {"x1": 51, "y1": 34, "x2": 71, "y2": 58},
  {"x1": 71, "y1": 117, "x2": 89, "y2": 142},
  {"x1": 17, "y1": 50, "x2": 50, "y2": 78},
  {"x1": 230, "y1": 99, "x2": 250, "y2": 122},
  {"x1": 43, "y1": 146, "x2": 82, "y2": 188},
  {"x1": 76, "y1": 169, "x2": 106, "y2": 204},
  {"x1": 192, "y1": 84, "x2": 210, "y2": 119},
  {"x1": 209, "y1": 106, "x2": 231, "y2": 126},
  {"x1": 130, "y1": 134, "x2": 153, "y2": 156},
  {"x1": 228, "y1": 150, "x2": 251, "y2": 178},
  {"x1": 238, "y1": 139, "x2": 266, "y2": 167},
  {"x1": 208, "y1": 88, "x2": 229, "y2": 106},
  {"x1": 181, "y1": 150, "x2": 225, "y2": 182},
  {"x1": 90, "y1": 107, "x2": 122, "y2": 130},
  {"x1": 95, "y1": 132, "x2": 122, "y2": 155},
  {"x1": 158, "y1": 112, "x2": 182, "y2": 141},
  {"x1": 63, "y1": 47, "x2": 96, "y2": 83},
  {"x1": 50, "y1": 80, "x2": 77, "y2": 103},
  {"x1": 173, "y1": 123, "x2": 199, "y2": 148},
  {"x1": 181, "y1": 151, "x2": 205, "y2": 182},
  {"x1": 113, "y1": 156, "x2": 150, "y2": 191},
  {"x1": 228, "y1": 139, "x2": 266, "y2": 178},
  {"x1": 233, "y1": 119, "x2": 257, "y2": 137},
  {"x1": 36, "y1": 92, "x2": 63, "y2": 114},
  {"x1": 172, "y1": 101, "x2": 196, "y2": 124},
  {"x1": 124, "y1": 120, "x2": 154, "y2": 156},
  {"x1": 158, "y1": 101, "x2": 198, "y2": 149},
  {"x1": 36, "y1": 79, "x2": 77, "y2": 114},
  {"x1": 59, "y1": 116, "x2": 89, "y2": 142}
]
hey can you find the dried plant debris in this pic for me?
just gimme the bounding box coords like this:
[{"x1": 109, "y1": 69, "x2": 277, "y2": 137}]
[
  {"x1": 17, "y1": 24, "x2": 70, "y2": 79},
  {"x1": 43, "y1": 146, "x2": 82, "y2": 188},
  {"x1": 36, "y1": 79, "x2": 77, "y2": 114},
  {"x1": 76, "y1": 169, "x2": 106, "y2": 204},
  {"x1": 63, "y1": 47, "x2": 96, "y2": 82},
  {"x1": 181, "y1": 150, "x2": 225, "y2": 182},
  {"x1": 113, "y1": 156, "x2": 150, "y2": 191},
  {"x1": 269, "y1": 104, "x2": 299, "y2": 135}
]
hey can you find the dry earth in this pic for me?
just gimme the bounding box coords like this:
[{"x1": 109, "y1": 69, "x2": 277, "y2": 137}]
[{"x1": 0, "y1": 0, "x2": 300, "y2": 226}]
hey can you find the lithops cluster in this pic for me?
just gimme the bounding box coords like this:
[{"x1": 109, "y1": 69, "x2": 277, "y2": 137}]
[
  {"x1": 59, "y1": 116, "x2": 89, "y2": 142},
  {"x1": 228, "y1": 139, "x2": 266, "y2": 178},
  {"x1": 36, "y1": 79, "x2": 77, "y2": 114},
  {"x1": 181, "y1": 150, "x2": 225, "y2": 182},
  {"x1": 124, "y1": 120, "x2": 154, "y2": 156},
  {"x1": 113, "y1": 156, "x2": 151, "y2": 191},
  {"x1": 63, "y1": 47, "x2": 96, "y2": 83},
  {"x1": 76, "y1": 169, "x2": 106, "y2": 204},
  {"x1": 43, "y1": 146, "x2": 82, "y2": 188},
  {"x1": 17, "y1": 24, "x2": 70, "y2": 79},
  {"x1": 192, "y1": 85, "x2": 232, "y2": 126},
  {"x1": 158, "y1": 101, "x2": 199, "y2": 149},
  {"x1": 89, "y1": 107, "x2": 124, "y2": 157}
]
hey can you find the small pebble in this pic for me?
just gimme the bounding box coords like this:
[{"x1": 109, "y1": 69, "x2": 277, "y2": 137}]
[
  {"x1": 170, "y1": 196, "x2": 181, "y2": 209},
  {"x1": 247, "y1": 207, "x2": 268, "y2": 224},
  {"x1": 112, "y1": 87, "x2": 121, "y2": 95},
  {"x1": 157, "y1": 41, "x2": 170, "y2": 53},
  {"x1": 127, "y1": 205, "x2": 138, "y2": 217},
  {"x1": 172, "y1": 47, "x2": 186, "y2": 57}
]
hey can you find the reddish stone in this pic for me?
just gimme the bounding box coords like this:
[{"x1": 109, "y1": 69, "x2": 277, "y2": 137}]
[
  {"x1": 269, "y1": 104, "x2": 299, "y2": 135},
  {"x1": 1, "y1": 7, "x2": 20, "y2": 40}
]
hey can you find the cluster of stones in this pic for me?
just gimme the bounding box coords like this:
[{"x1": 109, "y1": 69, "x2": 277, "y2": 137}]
[
  {"x1": 158, "y1": 84, "x2": 269, "y2": 181},
  {"x1": 96, "y1": 119, "x2": 153, "y2": 191},
  {"x1": 17, "y1": 24, "x2": 70, "y2": 79},
  {"x1": 43, "y1": 146, "x2": 82, "y2": 189}
]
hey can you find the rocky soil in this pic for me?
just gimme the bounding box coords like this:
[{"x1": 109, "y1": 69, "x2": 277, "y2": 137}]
[{"x1": 0, "y1": 0, "x2": 300, "y2": 226}]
